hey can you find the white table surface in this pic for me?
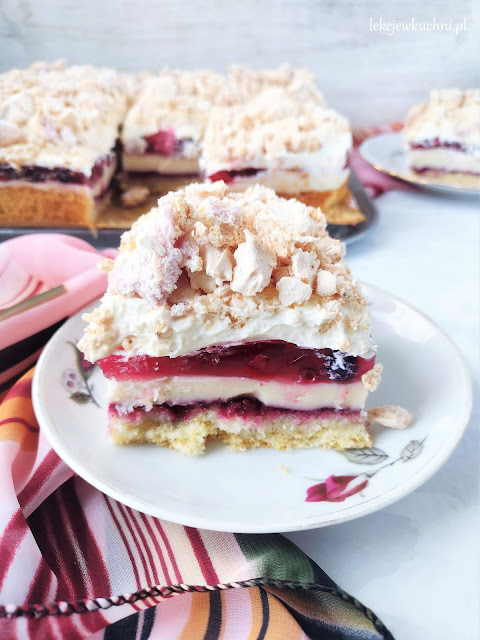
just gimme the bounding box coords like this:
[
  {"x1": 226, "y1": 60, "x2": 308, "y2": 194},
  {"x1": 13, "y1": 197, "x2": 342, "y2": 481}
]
[{"x1": 285, "y1": 187, "x2": 480, "y2": 640}]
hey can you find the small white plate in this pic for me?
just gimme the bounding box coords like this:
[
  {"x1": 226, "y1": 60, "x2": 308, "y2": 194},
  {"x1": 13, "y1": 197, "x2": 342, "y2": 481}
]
[
  {"x1": 33, "y1": 285, "x2": 472, "y2": 533},
  {"x1": 360, "y1": 132, "x2": 480, "y2": 195}
]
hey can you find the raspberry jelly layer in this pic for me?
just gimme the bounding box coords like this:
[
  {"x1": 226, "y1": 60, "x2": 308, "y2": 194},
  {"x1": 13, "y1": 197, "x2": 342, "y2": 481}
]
[
  {"x1": 99, "y1": 342, "x2": 375, "y2": 385},
  {"x1": 108, "y1": 397, "x2": 363, "y2": 429}
]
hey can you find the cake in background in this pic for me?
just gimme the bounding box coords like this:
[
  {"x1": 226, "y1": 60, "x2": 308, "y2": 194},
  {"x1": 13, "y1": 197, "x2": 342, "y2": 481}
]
[
  {"x1": 0, "y1": 61, "x2": 364, "y2": 229},
  {"x1": 404, "y1": 89, "x2": 480, "y2": 184},
  {"x1": 78, "y1": 181, "x2": 387, "y2": 456},
  {"x1": 202, "y1": 87, "x2": 365, "y2": 225},
  {"x1": 215, "y1": 64, "x2": 326, "y2": 106},
  {"x1": 120, "y1": 69, "x2": 223, "y2": 194},
  {"x1": 0, "y1": 61, "x2": 130, "y2": 229}
]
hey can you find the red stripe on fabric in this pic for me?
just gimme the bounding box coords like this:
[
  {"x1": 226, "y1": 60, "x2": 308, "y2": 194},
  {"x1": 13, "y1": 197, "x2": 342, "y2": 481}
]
[
  {"x1": 184, "y1": 527, "x2": 219, "y2": 585},
  {"x1": 49, "y1": 614, "x2": 83, "y2": 640},
  {"x1": 122, "y1": 507, "x2": 157, "y2": 585},
  {"x1": 63, "y1": 482, "x2": 111, "y2": 598},
  {"x1": 117, "y1": 502, "x2": 153, "y2": 587},
  {"x1": 155, "y1": 522, "x2": 182, "y2": 583},
  {"x1": 103, "y1": 494, "x2": 143, "y2": 610},
  {"x1": 140, "y1": 512, "x2": 172, "y2": 585},
  {"x1": 0, "y1": 510, "x2": 28, "y2": 591},
  {"x1": 53, "y1": 485, "x2": 90, "y2": 600},
  {"x1": 1, "y1": 377, "x2": 32, "y2": 400},
  {"x1": 26, "y1": 559, "x2": 53, "y2": 604},
  {"x1": 27, "y1": 561, "x2": 53, "y2": 638},
  {"x1": 0, "y1": 416, "x2": 39, "y2": 433},
  {"x1": 17, "y1": 449, "x2": 61, "y2": 510}
]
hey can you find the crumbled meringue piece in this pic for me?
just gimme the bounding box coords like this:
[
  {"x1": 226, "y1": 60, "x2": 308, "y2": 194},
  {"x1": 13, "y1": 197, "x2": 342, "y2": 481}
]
[
  {"x1": 291, "y1": 250, "x2": 318, "y2": 283},
  {"x1": 316, "y1": 269, "x2": 337, "y2": 296},
  {"x1": 367, "y1": 406, "x2": 413, "y2": 429},
  {"x1": 188, "y1": 269, "x2": 216, "y2": 294},
  {"x1": 361, "y1": 364, "x2": 382, "y2": 391},
  {"x1": 179, "y1": 234, "x2": 202, "y2": 272},
  {"x1": 267, "y1": 197, "x2": 315, "y2": 234},
  {"x1": 170, "y1": 301, "x2": 191, "y2": 318},
  {"x1": 0, "y1": 120, "x2": 23, "y2": 145},
  {"x1": 276, "y1": 277, "x2": 312, "y2": 306},
  {"x1": 202, "y1": 244, "x2": 234, "y2": 284},
  {"x1": 231, "y1": 230, "x2": 276, "y2": 296}
]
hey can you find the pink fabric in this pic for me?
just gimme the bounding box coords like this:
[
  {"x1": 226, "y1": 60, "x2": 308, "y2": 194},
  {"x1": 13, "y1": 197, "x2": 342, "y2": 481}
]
[
  {"x1": 0, "y1": 235, "x2": 116, "y2": 351},
  {"x1": 351, "y1": 123, "x2": 415, "y2": 198}
]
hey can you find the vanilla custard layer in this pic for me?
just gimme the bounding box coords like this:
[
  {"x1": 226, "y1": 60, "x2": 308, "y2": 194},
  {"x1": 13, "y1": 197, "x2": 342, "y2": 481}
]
[
  {"x1": 122, "y1": 154, "x2": 200, "y2": 175},
  {"x1": 226, "y1": 167, "x2": 350, "y2": 193},
  {"x1": 108, "y1": 376, "x2": 368, "y2": 413},
  {"x1": 409, "y1": 148, "x2": 480, "y2": 173}
]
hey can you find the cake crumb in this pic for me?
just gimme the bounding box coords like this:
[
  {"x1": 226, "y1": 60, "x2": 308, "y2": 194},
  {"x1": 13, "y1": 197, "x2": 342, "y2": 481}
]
[
  {"x1": 367, "y1": 406, "x2": 413, "y2": 429},
  {"x1": 121, "y1": 186, "x2": 150, "y2": 208},
  {"x1": 279, "y1": 465, "x2": 291, "y2": 474}
]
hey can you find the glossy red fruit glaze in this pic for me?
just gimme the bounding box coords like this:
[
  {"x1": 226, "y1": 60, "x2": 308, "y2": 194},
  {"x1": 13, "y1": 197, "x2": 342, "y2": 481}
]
[
  {"x1": 108, "y1": 398, "x2": 362, "y2": 427},
  {"x1": 144, "y1": 129, "x2": 178, "y2": 154},
  {"x1": 208, "y1": 168, "x2": 262, "y2": 183},
  {"x1": 99, "y1": 341, "x2": 375, "y2": 384}
]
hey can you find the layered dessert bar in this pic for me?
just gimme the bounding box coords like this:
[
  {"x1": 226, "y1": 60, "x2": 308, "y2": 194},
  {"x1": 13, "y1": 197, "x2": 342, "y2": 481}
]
[
  {"x1": 404, "y1": 89, "x2": 480, "y2": 183},
  {"x1": 0, "y1": 62, "x2": 129, "y2": 229},
  {"x1": 202, "y1": 89, "x2": 365, "y2": 225},
  {"x1": 120, "y1": 70, "x2": 223, "y2": 194},
  {"x1": 78, "y1": 181, "x2": 382, "y2": 455}
]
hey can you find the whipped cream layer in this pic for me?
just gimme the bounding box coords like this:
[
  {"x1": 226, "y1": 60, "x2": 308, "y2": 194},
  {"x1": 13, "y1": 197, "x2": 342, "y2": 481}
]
[
  {"x1": 204, "y1": 133, "x2": 351, "y2": 186},
  {"x1": 108, "y1": 376, "x2": 368, "y2": 413},
  {"x1": 82, "y1": 293, "x2": 374, "y2": 361},
  {"x1": 409, "y1": 148, "x2": 480, "y2": 174},
  {"x1": 122, "y1": 153, "x2": 200, "y2": 175}
]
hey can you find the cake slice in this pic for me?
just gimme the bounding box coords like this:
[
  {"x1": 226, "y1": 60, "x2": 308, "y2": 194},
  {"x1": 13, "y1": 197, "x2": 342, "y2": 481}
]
[
  {"x1": 0, "y1": 62, "x2": 129, "y2": 229},
  {"x1": 78, "y1": 182, "x2": 383, "y2": 455},
  {"x1": 201, "y1": 89, "x2": 365, "y2": 225},
  {"x1": 404, "y1": 89, "x2": 480, "y2": 184},
  {"x1": 120, "y1": 70, "x2": 224, "y2": 195}
]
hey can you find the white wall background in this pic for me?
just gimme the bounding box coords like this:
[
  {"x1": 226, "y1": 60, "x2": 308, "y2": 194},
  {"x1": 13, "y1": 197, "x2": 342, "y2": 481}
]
[{"x1": 1, "y1": 0, "x2": 479, "y2": 125}]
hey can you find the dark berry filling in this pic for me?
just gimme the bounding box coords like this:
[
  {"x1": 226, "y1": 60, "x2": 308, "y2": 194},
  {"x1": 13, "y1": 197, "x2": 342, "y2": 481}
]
[
  {"x1": 99, "y1": 341, "x2": 375, "y2": 384},
  {"x1": 207, "y1": 168, "x2": 263, "y2": 184},
  {"x1": 412, "y1": 166, "x2": 480, "y2": 177},
  {"x1": 109, "y1": 397, "x2": 362, "y2": 425},
  {"x1": 143, "y1": 130, "x2": 193, "y2": 156},
  {"x1": 0, "y1": 153, "x2": 116, "y2": 187},
  {"x1": 409, "y1": 138, "x2": 470, "y2": 152}
]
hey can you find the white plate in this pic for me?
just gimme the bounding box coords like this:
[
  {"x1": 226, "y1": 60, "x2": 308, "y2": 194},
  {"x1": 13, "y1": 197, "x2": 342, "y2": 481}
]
[
  {"x1": 360, "y1": 132, "x2": 480, "y2": 195},
  {"x1": 33, "y1": 285, "x2": 472, "y2": 533}
]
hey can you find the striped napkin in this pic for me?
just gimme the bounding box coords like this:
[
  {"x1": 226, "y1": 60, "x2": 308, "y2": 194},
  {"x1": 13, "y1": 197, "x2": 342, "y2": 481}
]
[{"x1": 0, "y1": 369, "x2": 392, "y2": 639}]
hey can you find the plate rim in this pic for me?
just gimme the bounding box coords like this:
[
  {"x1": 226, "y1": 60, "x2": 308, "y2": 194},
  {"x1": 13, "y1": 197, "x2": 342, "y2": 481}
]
[
  {"x1": 359, "y1": 131, "x2": 480, "y2": 196},
  {"x1": 32, "y1": 283, "x2": 473, "y2": 533}
]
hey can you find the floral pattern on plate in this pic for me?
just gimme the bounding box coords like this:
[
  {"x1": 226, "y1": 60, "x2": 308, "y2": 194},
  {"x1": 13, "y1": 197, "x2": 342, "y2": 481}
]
[
  {"x1": 305, "y1": 439, "x2": 427, "y2": 503},
  {"x1": 63, "y1": 341, "x2": 99, "y2": 407}
]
